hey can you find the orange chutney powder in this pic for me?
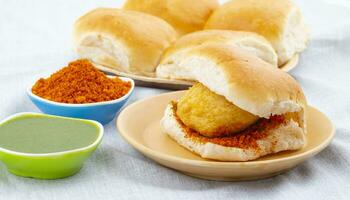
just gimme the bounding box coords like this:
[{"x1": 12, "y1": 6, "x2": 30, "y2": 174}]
[
  {"x1": 172, "y1": 102, "x2": 286, "y2": 150},
  {"x1": 32, "y1": 59, "x2": 131, "y2": 104}
]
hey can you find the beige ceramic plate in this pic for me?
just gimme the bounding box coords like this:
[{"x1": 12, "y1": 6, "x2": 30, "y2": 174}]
[
  {"x1": 97, "y1": 55, "x2": 298, "y2": 90},
  {"x1": 116, "y1": 90, "x2": 332, "y2": 181}
]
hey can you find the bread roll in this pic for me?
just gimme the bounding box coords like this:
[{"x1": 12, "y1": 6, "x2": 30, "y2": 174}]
[
  {"x1": 160, "y1": 44, "x2": 307, "y2": 161},
  {"x1": 73, "y1": 8, "x2": 177, "y2": 76},
  {"x1": 123, "y1": 0, "x2": 219, "y2": 36},
  {"x1": 157, "y1": 30, "x2": 278, "y2": 80},
  {"x1": 205, "y1": 0, "x2": 309, "y2": 66}
]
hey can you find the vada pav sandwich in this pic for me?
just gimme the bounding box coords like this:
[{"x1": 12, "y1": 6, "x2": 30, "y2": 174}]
[
  {"x1": 205, "y1": 0, "x2": 309, "y2": 66},
  {"x1": 160, "y1": 44, "x2": 307, "y2": 161},
  {"x1": 157, "y1": 30, "x2": 278, "y2": 80},
  {"x1": 73, "y1": 8, "x2": 177, "y2": 76}
]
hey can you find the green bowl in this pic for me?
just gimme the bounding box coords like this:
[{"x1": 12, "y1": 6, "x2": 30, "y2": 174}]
[{"x1": 0, "y1": 113, "x2": 104, "y2": 179}]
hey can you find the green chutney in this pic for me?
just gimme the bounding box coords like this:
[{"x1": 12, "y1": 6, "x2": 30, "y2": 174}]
[{"x1": 0, "y1": 114, "x2": 100, "y2": 154}]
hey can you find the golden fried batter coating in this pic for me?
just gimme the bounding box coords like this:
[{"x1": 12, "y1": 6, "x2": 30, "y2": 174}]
[{"x1": 176, "y1": 83, "x2": 259, "y2": 137}]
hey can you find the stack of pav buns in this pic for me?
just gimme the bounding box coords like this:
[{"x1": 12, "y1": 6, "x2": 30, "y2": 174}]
[
  {"x1": 73, "y1": 0, "x2": 309, "y2": 79},
  {"x1": 160, "y1": 45, "x2": 307, "y2": 161}
]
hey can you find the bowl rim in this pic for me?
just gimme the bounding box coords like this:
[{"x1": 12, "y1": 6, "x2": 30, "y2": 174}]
[
  {"x1": 0, "y1": 112, "x2": 104, "y2": 157},
  {"x1": 27, "y1": 76, "x2": 135, "y2": 107}
]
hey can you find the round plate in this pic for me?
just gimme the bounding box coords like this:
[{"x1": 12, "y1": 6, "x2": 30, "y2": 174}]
[
  {"x1": 117, "y1": 91, "x2": 332, "y2": 181},
  {"x1": 95, "y1": 64, "x2": 194, "y2": 90},
  {"x1": 96, "y1": 55, "x2": 298, "y2": 90}
]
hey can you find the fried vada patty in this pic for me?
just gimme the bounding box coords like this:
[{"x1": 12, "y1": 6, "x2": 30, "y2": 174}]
[{"x1": 176, "y1": 83, "x2": 259, "y2": 137}]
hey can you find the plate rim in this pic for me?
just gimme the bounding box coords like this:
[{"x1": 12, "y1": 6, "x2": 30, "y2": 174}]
[
  {"x1": 95, "y1": 64, "x2": 194, "y2": 86},
  {"x1": 116, "y1": 90, "x2": 335, "y2": 168},
  {"x1": 96, "y1": 54, "x2": 299, "y2": 89}
]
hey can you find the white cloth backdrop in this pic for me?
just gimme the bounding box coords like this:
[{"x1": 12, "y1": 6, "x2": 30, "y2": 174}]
[{"x1": 0, "y1": 0, "x2": 349, "y2": 199}]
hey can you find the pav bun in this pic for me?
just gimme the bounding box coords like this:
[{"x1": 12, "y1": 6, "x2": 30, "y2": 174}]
[
  {"x1": 160, "y1": 44, "x2": 307, "y2": 161},
  {"x1": 161, "y1": 103, "x2": 305, "y2": 161},
  {"x1": 156, "y1": 30, "x2": 278, "y2": 80},
  {"x1": 123, "y1": 0, "x2": 219, "y2": 36},
  {"x1": 73, "y1": 8, "x2": 177, "y2": 76},
  {"x1": 205, "y1": 0, "x2": 309, "y2": 66}
]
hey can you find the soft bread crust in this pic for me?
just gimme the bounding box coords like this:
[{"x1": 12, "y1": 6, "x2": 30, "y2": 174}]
[
  {"x1": 123, "y1": 0, "x2": 219, "y2": 36},
  {"x1": 173, "y1": 44, "x2": 307, "y2": 118},
  {"x1": 205, "y1": 0, "x2": 309, "y2": 65},
  {"x1": 161, "y1": 103, "x2": 305, "y2": 161},
  {"x1": 156, "y1": 30, "x2": 278, "y2": 80},
  {"x1": 73, "y1": 8, "x2": 177, "y2": 76}
]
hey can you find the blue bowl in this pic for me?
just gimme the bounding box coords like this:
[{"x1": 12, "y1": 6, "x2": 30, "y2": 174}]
[{"x1": 27, "y1": 76, "x2": 134, "y2": 125}]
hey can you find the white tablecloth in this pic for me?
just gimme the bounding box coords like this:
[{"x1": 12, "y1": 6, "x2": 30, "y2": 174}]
[{"x1": 0, "y1": 0, "x2": 349, "y2": 199}]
